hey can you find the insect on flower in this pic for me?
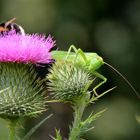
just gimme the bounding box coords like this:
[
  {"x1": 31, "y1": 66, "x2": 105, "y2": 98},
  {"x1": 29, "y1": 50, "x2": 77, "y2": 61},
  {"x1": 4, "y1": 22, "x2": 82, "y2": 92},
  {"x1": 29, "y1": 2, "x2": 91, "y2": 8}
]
[
  {"x1": 0, "y1": 18, "x2": 25, "y2": 35},
  {"x1": 51, "y1": 45, "x2": 140, "y2": 99},
  {"x1": 0, "y1": 18, "x2": 55, "y2": 64}
]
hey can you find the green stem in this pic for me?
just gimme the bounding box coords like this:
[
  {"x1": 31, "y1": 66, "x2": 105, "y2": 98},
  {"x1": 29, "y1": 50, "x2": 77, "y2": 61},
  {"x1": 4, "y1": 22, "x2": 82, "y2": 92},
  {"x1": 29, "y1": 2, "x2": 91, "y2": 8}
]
[
  {"x1": 8, "y1": 119, "x2": 18, "y2": 140},
  {"x1": 69, "y1": 96, "x2": 87, "y2": 140}
]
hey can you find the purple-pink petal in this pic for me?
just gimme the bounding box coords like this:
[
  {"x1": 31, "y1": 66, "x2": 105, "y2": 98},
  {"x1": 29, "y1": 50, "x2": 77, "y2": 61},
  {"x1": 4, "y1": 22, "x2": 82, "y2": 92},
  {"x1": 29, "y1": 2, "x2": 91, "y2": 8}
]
[{"x1": 0, "y1": 33, "x2": 55, "y2": 64}]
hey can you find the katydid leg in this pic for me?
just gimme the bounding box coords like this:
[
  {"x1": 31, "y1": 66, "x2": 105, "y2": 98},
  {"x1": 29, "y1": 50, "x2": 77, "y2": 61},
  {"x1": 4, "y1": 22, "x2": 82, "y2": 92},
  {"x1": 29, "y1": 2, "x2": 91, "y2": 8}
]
[
  {"x1": 66, "y1": 45, "x2": 77, "y2": 59},
  {"x1": 91, "y1": 71, "x2": 116, "y2": 99},
  {"x1": 66, "y1": 45, "x2": 88, "y2": 63}
]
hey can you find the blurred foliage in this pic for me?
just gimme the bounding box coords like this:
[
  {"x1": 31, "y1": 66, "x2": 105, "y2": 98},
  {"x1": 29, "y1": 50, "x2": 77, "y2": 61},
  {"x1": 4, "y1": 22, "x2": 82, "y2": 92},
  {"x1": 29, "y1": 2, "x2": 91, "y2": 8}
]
[{"x1": 0, "y1": 0, "x2": 140, "y2": 140}]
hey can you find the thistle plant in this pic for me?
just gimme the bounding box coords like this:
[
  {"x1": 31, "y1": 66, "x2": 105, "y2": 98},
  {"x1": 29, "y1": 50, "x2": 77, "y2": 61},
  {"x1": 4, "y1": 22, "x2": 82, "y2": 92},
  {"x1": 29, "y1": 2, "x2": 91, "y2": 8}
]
[
  {"x1": 0, "y1": 31, "x2": 55, "y2": 140},
  {"x1": 47, "y1": 61, "x2": 106, "y2": 140}
]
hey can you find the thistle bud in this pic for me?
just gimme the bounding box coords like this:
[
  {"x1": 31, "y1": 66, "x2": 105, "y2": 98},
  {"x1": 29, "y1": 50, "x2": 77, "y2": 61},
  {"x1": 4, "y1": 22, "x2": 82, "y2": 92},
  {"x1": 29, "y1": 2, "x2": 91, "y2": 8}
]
[
  {"x1": 47, "y1": 62, "x2": 93, "y2": 103},
  {"x1": 0, "y1": 63, "x2": 46, "y2": 120}
]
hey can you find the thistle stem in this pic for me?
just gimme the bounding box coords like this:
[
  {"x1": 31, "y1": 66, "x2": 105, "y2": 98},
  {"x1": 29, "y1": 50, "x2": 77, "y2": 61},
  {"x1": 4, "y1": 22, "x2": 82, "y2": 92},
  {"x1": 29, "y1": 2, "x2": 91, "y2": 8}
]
[
  {"x1": 69, "y1": 95, "x2": 87, "y2": 140},
  {"x1": 8, "y1": 119, "x2": 18, "y2": 140}
]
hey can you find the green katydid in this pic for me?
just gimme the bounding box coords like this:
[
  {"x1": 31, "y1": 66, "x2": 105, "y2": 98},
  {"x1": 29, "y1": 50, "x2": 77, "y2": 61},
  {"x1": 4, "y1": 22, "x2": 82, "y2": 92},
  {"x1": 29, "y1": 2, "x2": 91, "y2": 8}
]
[{"x1": 51, "y1": 45, "x2": 140, "y2": 99}]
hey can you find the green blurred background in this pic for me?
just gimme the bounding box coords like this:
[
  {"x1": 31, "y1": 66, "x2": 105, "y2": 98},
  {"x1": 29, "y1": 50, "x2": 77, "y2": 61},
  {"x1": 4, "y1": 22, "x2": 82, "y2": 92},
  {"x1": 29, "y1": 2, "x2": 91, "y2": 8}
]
[{"x1": 0, "y1": 0, "x2": 140, "y2": 140}]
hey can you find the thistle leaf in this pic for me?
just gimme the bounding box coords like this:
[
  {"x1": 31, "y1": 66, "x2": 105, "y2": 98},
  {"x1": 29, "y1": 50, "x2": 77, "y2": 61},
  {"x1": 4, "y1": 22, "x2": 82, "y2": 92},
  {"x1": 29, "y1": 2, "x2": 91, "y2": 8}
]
[
  {"x1": 22, "y1": 114, "x2": 53, "y2": 140},
  {"x1": 80, "y1": 109, "x2": 107, "y2": 133},
  {"x1": 50, "y1": 129, "x2": 62, "y2": 140}
]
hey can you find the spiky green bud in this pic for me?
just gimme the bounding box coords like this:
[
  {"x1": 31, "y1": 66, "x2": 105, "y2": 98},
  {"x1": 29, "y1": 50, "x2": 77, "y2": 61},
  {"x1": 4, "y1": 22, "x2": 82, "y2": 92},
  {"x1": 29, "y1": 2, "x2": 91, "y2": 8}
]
[
  {"x1": 47, "y1": 62, "x2": 93, "y2": 103},
  {"x1": 0, "y1": 63, "x2": 47, "y2": 120}
]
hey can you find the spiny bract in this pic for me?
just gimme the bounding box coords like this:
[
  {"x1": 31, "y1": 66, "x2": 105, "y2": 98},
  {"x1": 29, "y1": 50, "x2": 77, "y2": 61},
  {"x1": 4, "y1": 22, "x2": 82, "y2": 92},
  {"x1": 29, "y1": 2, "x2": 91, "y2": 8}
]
[
  {"x1": 47, "y1": 62, "x2": 93, "y2": 102},
  {"x1": 0, "y1": 63, "x2": 47, "y2": 119}
]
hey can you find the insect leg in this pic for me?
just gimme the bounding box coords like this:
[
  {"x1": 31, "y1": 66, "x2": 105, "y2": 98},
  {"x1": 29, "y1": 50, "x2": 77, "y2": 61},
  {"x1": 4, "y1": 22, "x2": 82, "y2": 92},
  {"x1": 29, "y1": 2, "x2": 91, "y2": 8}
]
[
  {"x1": 91, "y1": 71, "x2": 116, "y2": 99},
  {"x1": 66, "y1": 45, "x2": 78, "y2": 59},
  {"x1": 67, "y1": 45, "x2": 88, "y2": 62},
  {"x1": 76, "y1": 48, "x2": 88, "y2": 62}
]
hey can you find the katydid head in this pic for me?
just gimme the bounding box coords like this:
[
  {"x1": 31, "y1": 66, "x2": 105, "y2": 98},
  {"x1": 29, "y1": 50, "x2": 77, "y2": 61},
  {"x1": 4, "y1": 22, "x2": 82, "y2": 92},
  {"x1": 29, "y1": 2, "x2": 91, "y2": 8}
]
[{"x1": 86, "y1": 53, "x2": 104, "y2": 71}]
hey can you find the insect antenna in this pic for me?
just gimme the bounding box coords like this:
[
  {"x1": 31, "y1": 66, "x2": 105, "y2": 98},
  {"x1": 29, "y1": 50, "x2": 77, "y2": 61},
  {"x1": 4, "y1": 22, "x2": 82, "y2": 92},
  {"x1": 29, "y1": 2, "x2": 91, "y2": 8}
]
[
  {"x1": 5, "y1": 18, "x2": 16, "y2": 27},
  {"x1": 105, "y1": 62, "x2": 140, "y2": 99}
]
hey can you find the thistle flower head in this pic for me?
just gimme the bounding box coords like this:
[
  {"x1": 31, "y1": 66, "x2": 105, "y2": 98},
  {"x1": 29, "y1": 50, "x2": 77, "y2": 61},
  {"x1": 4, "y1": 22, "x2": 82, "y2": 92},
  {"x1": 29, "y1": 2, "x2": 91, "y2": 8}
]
[
  {"x1": 47, "y1": 62, "x2": 93, "y2": 103},
  {"x1": 0, "y1": 31, "x2": 54, "y2": 120},
  {"x1": 0, "y1": 31, "x2": 55, "y2": 64},
  {"x1": 0, "y1": 63, "x2": 47, "y2": 119}
]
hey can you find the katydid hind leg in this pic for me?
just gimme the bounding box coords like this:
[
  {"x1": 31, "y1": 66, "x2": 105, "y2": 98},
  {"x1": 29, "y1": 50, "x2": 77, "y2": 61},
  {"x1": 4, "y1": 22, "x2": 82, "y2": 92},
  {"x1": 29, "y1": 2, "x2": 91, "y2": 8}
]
[
  {"x1": 66, "y1": 45, "x2": 78, "y2": 59},
  {"x1": 91, "y1": 71, "x2": 115, "y2": 98},
  {"x1": 76, "y1": 48, "x2": 88, "y2": 62},
  {"x1": 66, "y1": 45, "x2": 88, "y2": 63}
]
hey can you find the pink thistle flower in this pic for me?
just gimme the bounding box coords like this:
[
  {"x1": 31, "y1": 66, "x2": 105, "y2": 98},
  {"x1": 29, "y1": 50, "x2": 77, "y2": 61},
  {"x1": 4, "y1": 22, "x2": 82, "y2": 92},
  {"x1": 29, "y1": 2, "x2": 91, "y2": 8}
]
[{"x1": 0, "y1": 32, "x2": 55, "y2": 64}]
